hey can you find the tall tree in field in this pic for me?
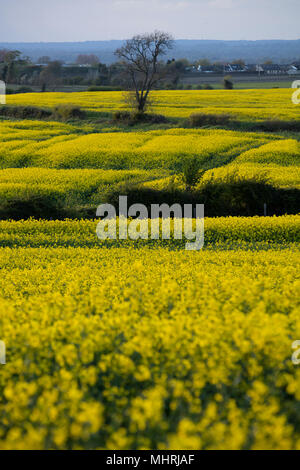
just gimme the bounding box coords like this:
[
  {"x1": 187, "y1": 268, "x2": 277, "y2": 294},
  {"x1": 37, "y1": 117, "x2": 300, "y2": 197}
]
[{"x1": 115, "y1": 31, "x2": 174, "y2": 113}]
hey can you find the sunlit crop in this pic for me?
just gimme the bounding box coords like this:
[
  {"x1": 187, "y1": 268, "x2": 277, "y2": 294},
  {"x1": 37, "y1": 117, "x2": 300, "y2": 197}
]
[
  {"x1": 0, "y1": 122, "x2": 276, "y2": 169},
  {"x1": 0, "y1": 216, "x2": 299, "y2": 450},
  {"x1": 0, "y1": 168, "x2": 165, "y2": 205},
  {"x1": 7, "y1": 89, "x2": 300, "y2": 121},
  {"x1": 236, "y1": 139, "x2": 300, "y2": 166}
]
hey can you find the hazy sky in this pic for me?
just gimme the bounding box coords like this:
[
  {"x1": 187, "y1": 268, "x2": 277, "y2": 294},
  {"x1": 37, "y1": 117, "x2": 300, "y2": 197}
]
[{"x1": 1, "y1": 0, "x2": 299, "y2": 42}]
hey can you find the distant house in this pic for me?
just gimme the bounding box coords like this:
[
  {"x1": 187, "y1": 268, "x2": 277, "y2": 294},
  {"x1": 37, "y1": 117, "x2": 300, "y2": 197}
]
[
  {"x1": 287, "y1": 65, "x2": 300, "y2": 75},
  {"x1": 185, "y1": 65, "x2": 214, "y2": 73},
  {"x1": 260, "y1": 64, "x2": 286, "y2": 75},
  {"x1": 201, "y1": 65, "x2": 215, "y2": 73},
  {"x1": 224, "y1": 64, "x2": 247, "y2": 73},
  {"x1": 255, "y1": 65, "x2": 264, "y2": 73}
]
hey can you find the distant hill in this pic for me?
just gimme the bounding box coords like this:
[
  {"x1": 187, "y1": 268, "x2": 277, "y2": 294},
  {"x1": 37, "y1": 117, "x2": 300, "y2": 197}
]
[{"x1": 1, "y1": 39, "x2": 300, "y2": 64}]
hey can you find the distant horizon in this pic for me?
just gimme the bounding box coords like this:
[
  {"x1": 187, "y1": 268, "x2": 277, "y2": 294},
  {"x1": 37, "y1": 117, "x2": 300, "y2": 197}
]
[
  {"x1": 1, "y1": 38, "x2": 299, "y2": 66},
  {"x1": 1, "y1": 37, "x2": 300, "y2": 44}
]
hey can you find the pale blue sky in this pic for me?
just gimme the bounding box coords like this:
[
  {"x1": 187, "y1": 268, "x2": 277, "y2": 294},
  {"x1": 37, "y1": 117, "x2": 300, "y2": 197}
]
[{"x1": 0, "y1": 0, "x2": 299, "y2": 42}]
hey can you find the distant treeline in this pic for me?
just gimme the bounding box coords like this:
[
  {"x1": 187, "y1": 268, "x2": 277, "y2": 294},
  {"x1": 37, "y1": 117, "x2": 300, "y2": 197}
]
[{"x1": 1, "y1": 39, "x2": 300, "y2": 65}]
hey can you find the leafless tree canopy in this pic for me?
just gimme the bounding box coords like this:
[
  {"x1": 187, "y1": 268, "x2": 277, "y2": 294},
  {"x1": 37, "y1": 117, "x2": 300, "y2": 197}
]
[{"x1": 115, "y1": 31, "x2": 174, "y2": 113}]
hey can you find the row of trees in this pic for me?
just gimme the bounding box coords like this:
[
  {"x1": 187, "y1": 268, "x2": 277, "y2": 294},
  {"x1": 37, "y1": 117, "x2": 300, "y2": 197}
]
[
  {"x1": 36, "y1": 54, "x2": 100, "y2": 66},
  {"x1": 0, "y1": 39, "x2": 276, "y2": 96},
  {"x1": 0, "y1": 32, "x2": 241, "y2": 105}
]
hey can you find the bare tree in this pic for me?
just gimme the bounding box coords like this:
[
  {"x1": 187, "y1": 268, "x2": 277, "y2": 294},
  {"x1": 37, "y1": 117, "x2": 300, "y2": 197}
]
[
  {"x1": 39, "y1": 61, "x2": 62, "y2": 91},
  {"x1": 115, "y1": 31, "x2": 174, "y2": 113}
]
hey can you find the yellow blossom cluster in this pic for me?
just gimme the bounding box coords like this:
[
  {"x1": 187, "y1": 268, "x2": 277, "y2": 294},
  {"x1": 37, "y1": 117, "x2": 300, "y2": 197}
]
[{"x1": 0, "y1": 216, "x2": 299, "y2": 449}]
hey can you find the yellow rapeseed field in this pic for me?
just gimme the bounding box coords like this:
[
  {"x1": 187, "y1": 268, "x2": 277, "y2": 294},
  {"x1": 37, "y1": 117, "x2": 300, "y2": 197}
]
[
  {"x1": 0, "y1": 89, "x2": 299, "y2": 450},
  {"x1": 0, "y1": 168, "x2": 166, "y2": 205},
  {"x1": 1, "y1": 120, "x2": 299, "y2": 191},
  {"x1": 0, "y1": 122, "x2": 274, "y2": 169},
  {"x1": 0, "y1": 216, "x2": 299, "y2": 449},
  {"x1": 7, "y1": 89, "x2": 300, "y2": 121}
]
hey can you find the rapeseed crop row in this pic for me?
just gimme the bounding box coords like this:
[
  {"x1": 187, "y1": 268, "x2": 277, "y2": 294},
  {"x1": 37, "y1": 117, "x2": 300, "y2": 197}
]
[
  {"x1": 7, "y1": 89, "x2": 300, "y2": 121},
  {"x1": 0, "y1": 168, "x2": 166, "y2": 206},
  {"x1": 0, "y1": 122, "x2": 277, "y2": 170},
  {"x1": 0, "y1": 216, "x2": 298, "y2": 248},
  {"x1": 0, "y1": 237, "x2": 299, "y2": 449}
]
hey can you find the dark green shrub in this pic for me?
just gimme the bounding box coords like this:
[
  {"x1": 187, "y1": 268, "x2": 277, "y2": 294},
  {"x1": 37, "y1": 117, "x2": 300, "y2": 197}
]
[
  {"x1": 223, "y1": 76, "x2": 234, "y2": 89},
  {"x1": 189, "y1": 112, "x2": 231, "y2": 127},
  {"x1": 259, "y1": 120, "x2": 300, "y2": 132},
  {"x1": 0, "y1": 105, "x2": 51, "y2": 119},
  {"x1": 104, "y1": 182, "x2": 198, "y2": 213},
  {"x1": 104, "y1": 172, "x2": 300, "y2": 218},
  {"x1": 182, "y1": 158, "x2": 206, "y2": 189},
  {"x1": 130, "y1": 112, "x2": 168, "y2": 125},
  {"x1": 0, "y1": 193, "x2": 67, "y2": 220},
  {"x1": 52, "y1": 104, "x2": 86, "y2": 121},
  {"x1": 112, "y1": 110, "x2": 131, "y2": 123},
  {"x1": 113, "y1": 110, "x2": 168, "y2": 125},
  {"x1": 196, "y1": 173, "x2": 300, "y2": 216}
]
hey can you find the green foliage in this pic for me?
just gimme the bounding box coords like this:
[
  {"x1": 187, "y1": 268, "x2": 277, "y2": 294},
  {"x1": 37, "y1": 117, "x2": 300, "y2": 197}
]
[
  {"x1": 4, "y1": 86, "x2": 34, "y2": 94},
  {"x1": 0, "y1": 192, "x2": 67, "y2": 220},
  {"x1": 0, "y1": 105, "x2": 51, "y2": 119},
  {"x1": 182, "y1": 157, "x2": 206, "y2": 189},
  {"x1": 105, "y1": 173, "x2": 300, "y2": 217},
  {"x1": 112, "y1": 110, "x2": 132, "y2": 123},
  {"x1": 113, "y1": 110, "x2": 168, "y2": 126},
  {"x1": 259, "y1": 119, "x2": 300, "y2": 132},
  {"x1": 87, "y1": 86, "x2": 122, "y2": 92},
  {"x1": 224, "y1": 76, "x2": 234, "y2": 89},
  {"x1": 189, "y1": 112, "x2": 231, "y2": 127},
  {"x1": 52, "y1": 104, "x2": 86, "y2": 121}
]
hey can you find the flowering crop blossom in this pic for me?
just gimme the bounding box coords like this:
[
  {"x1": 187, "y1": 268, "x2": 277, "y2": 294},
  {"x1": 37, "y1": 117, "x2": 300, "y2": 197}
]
[{"x1": 0, "y1": 216, "x2": 299, "y2": 450}]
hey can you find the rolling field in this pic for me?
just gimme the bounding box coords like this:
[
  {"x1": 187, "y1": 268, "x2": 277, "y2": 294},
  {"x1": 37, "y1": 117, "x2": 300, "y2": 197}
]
[
  {"x1": 0, "y1": 119, "x2": 299, "y2": 211},
  {"x1": 6, "y1": 88, "x2": 300, "y2": 121},
  {"x1": 0, "y1": 89, "x2": 299, "y2": 449},
  {"x1": 0, "y1": 121, "x2": 275, "y2": 170}
]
